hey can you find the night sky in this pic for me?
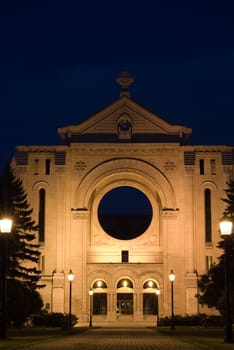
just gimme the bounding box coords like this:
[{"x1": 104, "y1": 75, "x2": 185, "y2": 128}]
[{"x1": 1, "y1": 1, "x2": 234, "y2": 171}]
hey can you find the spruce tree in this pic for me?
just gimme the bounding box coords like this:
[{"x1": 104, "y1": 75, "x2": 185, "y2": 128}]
[
  {"x1": 222, "y1": 178, "x2": 234, "y2": 218},
  {"x1": 0, "y1": 163, "x2": 43, "y2": 326},
  {"x1": 197, "y1": 179, "x2": 234, "y2": 318}
]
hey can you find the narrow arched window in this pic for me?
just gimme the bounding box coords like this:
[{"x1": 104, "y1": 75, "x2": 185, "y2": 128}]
[
  {"x1": 45, "y1": 159, "x2": 51, "y2": 175},
  {"x1": 39, "y1": 189, "x2": 45, "y2": 242},
  {"x1": 199, "y1": 159, "x2": 204, "y2": 175},
  {"x1": 204, "y1": 189, "x2": 212, "y2": 242}
]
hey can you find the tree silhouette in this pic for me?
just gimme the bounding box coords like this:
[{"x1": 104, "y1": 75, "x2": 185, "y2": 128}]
[
  {"x1": 197, "y1": 179, "x2": 234, "y2": 319},
  {"x1": 0, "y1": 163, "x2": 43, "y2": 327}
]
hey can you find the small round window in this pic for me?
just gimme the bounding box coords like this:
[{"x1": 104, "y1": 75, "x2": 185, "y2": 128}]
[{"x1": 98, "y1": 186, "x2": 152, "y2": 240}]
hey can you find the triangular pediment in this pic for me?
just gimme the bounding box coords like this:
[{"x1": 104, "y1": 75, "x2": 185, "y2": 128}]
[{"x1": 58, "y1": 96, "x2": 192, "y2": 144}]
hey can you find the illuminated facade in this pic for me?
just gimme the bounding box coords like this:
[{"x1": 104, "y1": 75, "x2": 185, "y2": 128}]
[{"x1": 12, "y1": 72, "x2": 234, "y2": 326}]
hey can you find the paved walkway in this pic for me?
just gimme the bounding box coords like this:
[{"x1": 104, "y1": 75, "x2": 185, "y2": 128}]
[{"x1": 20, "y1": 327, "x2": 206, "y2": 350}]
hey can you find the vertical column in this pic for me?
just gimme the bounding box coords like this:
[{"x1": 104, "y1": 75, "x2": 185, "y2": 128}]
[
  {"x1": 107, "y1": 293, "x2": 110, "y2": 313},
  {"x1": 55, "y1": 167, "x2": 66, "y2": 272},
  {"x1": 70, "y1": 209, "x2": 89, "y2": 324},
  {"x1": 185, "y1": 273, "x2": 199, "y2": 314},
  {"x1": 51, "y1": 167, "x2": 66, "y2": 313},
  {"x1": 109, "y1": 292, "x2": 116, "y2": 321},
  {"x1": 140, "y1": 293, "x2": 143, "y2": 315},
  {"x1": 184, "y1": 171, "x2": 195, "y2": 273},
  {"x1": 134, "y1": 293, "x2": 142, "y2": 321},
  {"x1": 112, "y1": 293, "x2": 116, "y2": 313},
  {"x1": 52, "y1": 272, "x2": 65, "y2": 313},
  {"x1": 160, "y1": 210, "x2": 180, "y2": 316},
  {"x1": 135, "y1": 293, "x2": 139, "y2": 313},
  {"x1": 184, "y1": 166, "x2": 197, "y2": 314},
  {"x1": 133, "y1": 293, "x2": 137, "y2": 313}
]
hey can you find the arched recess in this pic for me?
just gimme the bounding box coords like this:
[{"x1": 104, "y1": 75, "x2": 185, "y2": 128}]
[
  {"x1": 32, "y1": 181, "x2": 50, "y2": 244},
  {"x1": 73, "y1": 158, "x2": 177, "y2": 210},
  {"x1": 116, "y1": 277, "x2": 134, "y2": 315},
  {"x1": 72, "y1": 158, "x2": 177, "y2": 245},
  {"x1": 142, "y1": 279, "x2": 160, "y2": 315},
  {"x1": 90, "y1": 279, "x2": 108, "y2": 315},
  {"x1": 32, "y1": 180, "x2": 50, "y2": 191},
  {"x1": 31, "y1": 180, "x2": 50, "y2": 212},
  {"x1": 32, "y1": 181, "x2": 50, "y2": 213},
  {"x1": 200, "y1": 180, "x2": 219, "y2": 244},
  {"x1": 200, "y1": 180, "x2": 218, "y2": 191}
]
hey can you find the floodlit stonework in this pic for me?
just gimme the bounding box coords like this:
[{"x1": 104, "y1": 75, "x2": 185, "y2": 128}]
[{"x1": 12, "y1": 72, "x2": 233, "y2": 326}]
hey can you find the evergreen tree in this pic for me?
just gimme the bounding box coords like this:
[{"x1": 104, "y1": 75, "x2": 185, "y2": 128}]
[
  {"x1": 0, "y1": 163, "x2": 43, "y2": 326},
  {"x1": 197, "y1": 179, "x2": 234, "y2": 318},
  {"x1": 222, "y1": 178, "x2": 234, "y2": 218}
]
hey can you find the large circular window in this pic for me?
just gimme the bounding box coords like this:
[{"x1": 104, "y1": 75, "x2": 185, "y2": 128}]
[{"x1": 98, "y1": 186, "x2": 152, "y2": 240}]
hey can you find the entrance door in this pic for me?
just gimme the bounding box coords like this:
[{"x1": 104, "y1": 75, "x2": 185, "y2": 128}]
[{"x1": 117, "y1": 293, "x2": 133, "y2": 315}]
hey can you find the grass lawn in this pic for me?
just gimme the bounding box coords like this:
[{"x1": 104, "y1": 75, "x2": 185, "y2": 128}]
[
  {"x1": 0, "y1": 327, "x2": 88, "y2": 349},
  {"x1": 157, "y1": 326, "x2": 234, "y2": 350}
]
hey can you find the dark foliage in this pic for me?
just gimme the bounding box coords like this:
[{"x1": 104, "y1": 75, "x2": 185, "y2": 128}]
[
  {"x1": 159, "y1": 314, "x2": 224, "y2": 327},
  {"x1": 7, "y1": 279, "x2": 43, "y2": 327},
  {"x1": 0, "y1": 163, "x2": 44, "y2": 326},
  {"x1": 0, "y1": 164, "x2": 42, "y2": 287},
  {"x1": 197, "y1": 179, "x2": 234, "y2": 317},
  {"x1": 33, "y1": 311, "x2": 78, "y2": 329}
]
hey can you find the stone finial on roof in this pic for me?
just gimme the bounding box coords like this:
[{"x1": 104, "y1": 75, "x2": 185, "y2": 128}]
[{"x1": 116, "y1": 71, "x2": 134, "y2": 98}]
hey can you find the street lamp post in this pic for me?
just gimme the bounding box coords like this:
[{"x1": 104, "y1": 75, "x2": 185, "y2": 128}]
[
  {"x1": 0, "y1": 218, "x2": 13, "y2": 339},
  {"x1": 155, "y1": 288, "x2": 160, "y2": 326},
  {"x1": 89, "y1": 288, "x2": 94, "y2": 327},
  {"x1": 169, "y1": 270, "x2": 175, "y2": 330},
  {"x1": 219, "y1": 218, "x2": 233, "y2": 343},
  {"x1": 67, "y1": 270, "x2": 74, "y2": 329}
]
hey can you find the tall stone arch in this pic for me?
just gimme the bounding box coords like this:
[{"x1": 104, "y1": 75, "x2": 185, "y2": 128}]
[{"x1": 73, "y1": 158, "x2": 177, "y2": 210}]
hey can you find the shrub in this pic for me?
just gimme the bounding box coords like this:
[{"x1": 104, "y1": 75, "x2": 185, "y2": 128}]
[
  {"x1": 158, "y1": 314, "x2": 224, "y2": 327},
  {"x1": 33, "y1": 310, "x2": 78, "y2": 328}
]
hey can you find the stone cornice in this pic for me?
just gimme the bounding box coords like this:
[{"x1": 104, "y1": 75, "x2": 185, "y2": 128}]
[
  {"x1": 70, "y1": 144, "x2": 181, "y2": 155},
  {"x1": 160, "y1": 208, "x2": 179, "y2": 219},
  {"x1": 15, "y1": 145, "x2": 68, "y2": 152},
  {"x1": 71, "y1": 208, "x2": 89, "y2": 219}
]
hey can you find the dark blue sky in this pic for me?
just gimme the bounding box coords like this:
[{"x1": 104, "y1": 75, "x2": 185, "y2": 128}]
[
  {"x1": 0, "y1": 1, "x2": 234, "y2": 171},
  {"x1": 98, "y1": 186, "x2": 153, "y2": 215}
]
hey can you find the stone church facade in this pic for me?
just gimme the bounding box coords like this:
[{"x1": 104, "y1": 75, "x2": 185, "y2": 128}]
[{"x1": 12, "y1": 72, "x2": 233, "y2": 326}]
